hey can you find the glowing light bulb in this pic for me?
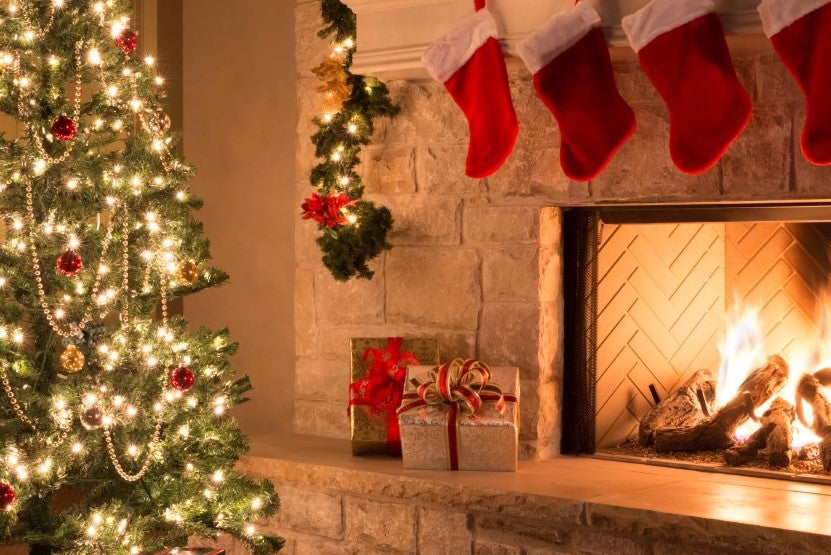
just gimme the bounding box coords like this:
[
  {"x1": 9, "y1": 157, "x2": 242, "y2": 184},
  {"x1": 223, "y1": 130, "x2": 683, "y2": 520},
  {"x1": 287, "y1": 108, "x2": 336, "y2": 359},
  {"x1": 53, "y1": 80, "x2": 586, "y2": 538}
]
[
  {"x1": 212, "y1": 469, "x2": 224, "y2": 483},
  {"x1": 127, "y1": 445, "x2": 138, "y2": 457},
  {"x1": 54, "y1": 308, "x2": 65, "y2": 319},
  {"x1": 245, "y1": 524, "x2": 256, "y2": 536},
  {"x1": 88, "y1": 48, "x2": 102, "y2": 66},
  {"x1": 344, "y1": 37, "x2": 355, "y2": 48},
  {"x1": 66, "y1": 177, "x2": 79, "y2": 190},
  {"x1": 12, "y1": 329, "x2": 23, "y2": 344},
  {"x1": 129, "y1": 98, "x2": 142, "y2": 111},
  {"x1": 32, "y1": 159, "x2": 46, "y2": 175},
  {"x1": 126, "y1": 405, "x2": 138, "y2": 417},
  {"x1": 47, "y1": 55, "x2": 59, "y2": 67},
  {"x1": 53, "y1": 0, "x2": 64, "y2": 7},
  {"x1": 68, "y1": 234, "x2": 80, "y2": 249},
  {"x1": 106, "y1": 85, "x2": 119, "y2": 98},
  {"x1": 178, "y1": 425, "x2": 189, "y2": 438},
  {"x1": 71, "y1": 442, "x2": 83, "y2": 454},
  {"x1": 144, "y1": 56, "x2": 155, "y2": 66}
]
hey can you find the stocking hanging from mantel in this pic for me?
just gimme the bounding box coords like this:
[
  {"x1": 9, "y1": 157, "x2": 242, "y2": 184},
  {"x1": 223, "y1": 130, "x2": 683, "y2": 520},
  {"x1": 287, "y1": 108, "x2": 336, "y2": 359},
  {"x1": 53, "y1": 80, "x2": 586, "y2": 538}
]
[
  {"x1": 517, "y1": 0, "x2": 636, "y2": 182},
  {"x1": 421, "y1": 0, "x2": 518, "y2": 179},
  {"x1": 759, "y1": 0, "x2": 831, "y2": 166},
  {"x1": 622, "y1": 0, "x2": 752, "y2": 175}
]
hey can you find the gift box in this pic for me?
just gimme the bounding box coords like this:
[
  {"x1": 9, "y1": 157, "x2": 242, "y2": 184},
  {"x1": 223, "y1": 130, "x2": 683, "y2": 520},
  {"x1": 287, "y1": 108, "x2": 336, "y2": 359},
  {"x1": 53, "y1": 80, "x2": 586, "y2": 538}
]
[
  {"x1": 398, "y1": 360, "x2": 520, "y2": 471},
  {"x1": 349, "y1": 337, "x2": 439, "y2": 456}
]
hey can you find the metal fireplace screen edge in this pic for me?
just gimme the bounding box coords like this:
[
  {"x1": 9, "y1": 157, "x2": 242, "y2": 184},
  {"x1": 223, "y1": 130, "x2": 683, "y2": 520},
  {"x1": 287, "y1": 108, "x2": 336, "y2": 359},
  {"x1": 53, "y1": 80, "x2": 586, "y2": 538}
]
[{"x1": 561, "y1": 210, "x2": 599, "y2": 455}]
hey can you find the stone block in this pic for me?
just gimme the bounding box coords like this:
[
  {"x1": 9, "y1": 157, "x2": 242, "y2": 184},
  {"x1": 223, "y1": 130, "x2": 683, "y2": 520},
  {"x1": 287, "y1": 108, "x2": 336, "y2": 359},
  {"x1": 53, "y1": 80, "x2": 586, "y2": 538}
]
[
  {"x1": 417, "y1": 507, "x2": 472, "y2": 555},
  {"x1": 380, "y1": 195, "x2": 462, "y2": 246},
  {"x1": 463, "y1": 201, "x2": 539, "y2": 244},
  {"x1": 386, "y1": 248, "x2": 481, "y2": 330},
  {"x1": 574, "y1": 529, "x2": 649, "y2": 555},
  {"x1": 482, "y1": 247, "x2": 539, "y2": 302},
  {"x1": 407, "y1": 82, "x2": 469, "y2": 146},
  {"x1": 472, "y1": 542, "x2": 522, "y2": 555},
  {"x1": 293, "y1": 399, "x2": 349, "y2": 438},
  {"x1": 274, "y1": 484, "x2": 343, "y2": 539},
  {"x1": 652, "y1": 541, "x2": 725, "y2": 555},
  {"x1": 591, "y1": 105, "x2": 720, "y2": 202},
  {"x1": 291, "y1": 533, "x2": 352, "y2": 555},
  {"x1": 538, "y1": 208, "x2": 561, "y2": 248},
  {"x1": 362, "y1": 147, "x2": 417, "y2": 195},
  {"x1": 474, "y1": 513, "x2": 573, "y2": 546},
  {"x1": 613, "y1": 60, "x2": 662, "y2": 106},
  {"x1": 295, "y1": 202, "x2": 323, "y2": 269},
  {"x1": 518, "y1": 378, "x2": 541, "y2": 442},
  {"x1": 755, "y1": 53, "x2": 802, "y2": 106},
  {"x1": 314, "y1": 268, "x2": 385, "y2": 325},
  {"x1": 416, "y1": 145, "x2": 484, "y2": 195},
  {"x1": 344, "y1": 496, "x2": 416, "y2": 552},
  {"x1": 437, "y1": 333, "x2": 476, "y2": 361},
  {"x1": 371, "y1": 80, "x2": 419, "y2": 148},
  {"x1": 486, "y1": 143, "x2": 569, "y2": 202},
  {"x1": 478, "y1": 302, "x2": 539, "y2": 379},
  {"x1": 722, "y1": 106, "x2": 791, "y2": 197},
  {"x1": 295, "y1": 2, "x2": 329, "y2": 79},
  {"x1": 295, "y1": 358, "x2": 347, "y2": 402},
  {"x1": 295, "y1": 76, "x2": 320, "y2": 183},
  {"x1": 295, "y1": 269, "x2": 317, "y2": 358}
]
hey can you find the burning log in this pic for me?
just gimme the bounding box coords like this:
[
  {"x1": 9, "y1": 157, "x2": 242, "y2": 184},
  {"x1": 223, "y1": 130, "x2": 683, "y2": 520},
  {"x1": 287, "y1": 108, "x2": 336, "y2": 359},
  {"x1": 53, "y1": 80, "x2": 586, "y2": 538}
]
[
  {"x1": 654, "y1": 355, "x2": 788, "y2": 453},
  {"x1": 723, "y1": 397, "x2": 795, "y2": 468},
  {"x1": 795, "y1": 370, "x2": 831, "y2": 471},
  {"x1": 638, "y1": 370, "x2": 715, "y2": 446}
]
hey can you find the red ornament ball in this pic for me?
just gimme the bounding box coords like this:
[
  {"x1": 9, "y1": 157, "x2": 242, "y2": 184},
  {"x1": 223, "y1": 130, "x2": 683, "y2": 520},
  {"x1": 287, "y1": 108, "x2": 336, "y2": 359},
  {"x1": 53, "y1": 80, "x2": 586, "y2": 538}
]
[
  {"x1": 115, "y1": 29, "x2": 138, "y2": 53},
  {"x1": 56, "y1": 250, "x2": 83, "y2": 276},
  {"x1": 0, "y1": 482, "x2": 14, "y2": 510},
  {"x1": 51, "y1": 116, "x2": 77, "y2": 141},
  {"x1": 170, "y1": 366, "x2": 195, "y2": 392}
]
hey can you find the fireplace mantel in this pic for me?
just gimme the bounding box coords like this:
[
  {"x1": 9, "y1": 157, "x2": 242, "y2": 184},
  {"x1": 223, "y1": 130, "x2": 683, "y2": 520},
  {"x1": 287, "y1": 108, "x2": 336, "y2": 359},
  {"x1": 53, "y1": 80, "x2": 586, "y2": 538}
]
[{"x1": 343, "y1": 0, "x2": 764, "y2": 79}]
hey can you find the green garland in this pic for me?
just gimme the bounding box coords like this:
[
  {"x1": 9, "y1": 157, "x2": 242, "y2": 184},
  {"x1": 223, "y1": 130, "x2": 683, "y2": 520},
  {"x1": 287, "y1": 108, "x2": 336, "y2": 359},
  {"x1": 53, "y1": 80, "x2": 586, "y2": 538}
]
[{"x1": 301, "y1": 0, "x2": 399, "y2": 281}]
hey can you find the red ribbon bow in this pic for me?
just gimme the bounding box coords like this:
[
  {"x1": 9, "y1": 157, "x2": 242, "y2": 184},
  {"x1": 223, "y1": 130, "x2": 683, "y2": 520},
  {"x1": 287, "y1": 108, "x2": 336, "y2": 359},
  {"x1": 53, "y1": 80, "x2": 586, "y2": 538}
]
[
  {"x1": 397, "y1": 359, "x2": 517, "y2": 470},
  {"x1": 349, "y1": 338, "x2": 420, "y2": 455}
]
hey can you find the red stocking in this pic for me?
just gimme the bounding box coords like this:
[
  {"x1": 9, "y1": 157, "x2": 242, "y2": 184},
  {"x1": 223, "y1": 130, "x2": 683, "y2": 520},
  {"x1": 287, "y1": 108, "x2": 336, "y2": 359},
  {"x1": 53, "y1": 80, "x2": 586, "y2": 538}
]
[
  {"x1": 422, "y1": 3, "x2": 518, "y2": 178},
  {"x1": 622, "y1": 0, "x2": 752, "y2": 174},
  {"x1": 759, "y1": 0, "x2": 831, "y2": 165},
  {"x1": 518, "y1": 0, "x2": 635, "y2": 182}
]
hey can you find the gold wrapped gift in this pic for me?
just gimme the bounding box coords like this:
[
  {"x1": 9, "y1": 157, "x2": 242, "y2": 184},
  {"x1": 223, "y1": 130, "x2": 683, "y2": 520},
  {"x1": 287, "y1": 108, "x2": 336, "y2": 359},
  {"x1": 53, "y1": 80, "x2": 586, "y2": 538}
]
[
  {"x1": 398, "y1": 360, "x2": 520, "y2": 472},
  {"x1": 349, "y1": 337, "x2": 439, "y2": 456}
]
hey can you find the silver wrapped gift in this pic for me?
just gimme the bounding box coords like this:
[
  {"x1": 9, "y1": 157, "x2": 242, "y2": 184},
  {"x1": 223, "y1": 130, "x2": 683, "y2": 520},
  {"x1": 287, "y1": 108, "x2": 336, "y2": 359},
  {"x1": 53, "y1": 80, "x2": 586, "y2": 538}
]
[{"x1": 398, "y1": 362, "x2": 519, "y2": 471}]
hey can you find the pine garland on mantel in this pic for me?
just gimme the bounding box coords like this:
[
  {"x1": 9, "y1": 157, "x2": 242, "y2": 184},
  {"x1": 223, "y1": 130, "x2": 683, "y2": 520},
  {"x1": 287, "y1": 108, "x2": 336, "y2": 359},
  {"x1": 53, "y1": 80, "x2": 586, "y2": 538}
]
[{"x1": 301, "y1": 0, "x2": 399, "y2": 281}]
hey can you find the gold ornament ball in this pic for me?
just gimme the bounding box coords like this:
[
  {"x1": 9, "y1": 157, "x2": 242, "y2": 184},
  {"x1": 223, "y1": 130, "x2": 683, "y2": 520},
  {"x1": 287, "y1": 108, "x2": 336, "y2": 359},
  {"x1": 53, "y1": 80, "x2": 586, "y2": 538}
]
[
  {"x1": 60, "y1": 345, "x2": 85, "y2": 373},
  {"x1": 176, "y1": 261, "x2": 200, "y2": 285}
]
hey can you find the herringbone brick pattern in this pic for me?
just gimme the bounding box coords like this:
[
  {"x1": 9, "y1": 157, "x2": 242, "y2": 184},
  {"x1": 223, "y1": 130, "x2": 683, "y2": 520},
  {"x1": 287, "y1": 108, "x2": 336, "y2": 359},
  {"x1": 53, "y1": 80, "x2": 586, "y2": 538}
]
[
  {"x1": 725, "y1": 223, "x2": 831, "y2": 364},
  {"x1": 596, "y1": 223, "x2": 725, "y2": 448}
]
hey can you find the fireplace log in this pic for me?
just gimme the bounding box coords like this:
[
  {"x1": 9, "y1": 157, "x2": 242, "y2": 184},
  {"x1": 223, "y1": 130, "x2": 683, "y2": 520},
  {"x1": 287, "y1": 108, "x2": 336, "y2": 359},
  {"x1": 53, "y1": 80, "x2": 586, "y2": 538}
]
[
  {"x1": 654, "y1": 355, "x2": 788, "y2": 453},
  {"x1": 723, "y1": 397, "x2": 795, "y2": 468},
  {"x1": 795, "y1": 370, "x2": 831, "y2": 471},
  {"x1": 795, "y1": 371, "x2": 831, "y2": 436},
  {"x1": 638, "y1": 370, "x2": 715, "y2": 446}
]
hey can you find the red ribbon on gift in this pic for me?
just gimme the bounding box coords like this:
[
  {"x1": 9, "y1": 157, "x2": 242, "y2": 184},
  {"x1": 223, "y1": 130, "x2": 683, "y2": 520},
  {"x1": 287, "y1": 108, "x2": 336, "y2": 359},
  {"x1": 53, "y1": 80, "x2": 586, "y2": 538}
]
[
  {"x1": 397, "y1": 359, "x2": 517, "y2": 470},
  {"x1": 349, "y1": 337, "x2": 420, "y2": 456}
]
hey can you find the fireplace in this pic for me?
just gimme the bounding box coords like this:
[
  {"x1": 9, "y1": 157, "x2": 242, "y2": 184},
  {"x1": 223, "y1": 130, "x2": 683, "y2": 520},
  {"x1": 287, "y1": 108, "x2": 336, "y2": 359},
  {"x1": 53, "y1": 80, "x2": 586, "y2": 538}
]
[{"x1": 562, "y1": 204, "x2": 831, "y2": 479}]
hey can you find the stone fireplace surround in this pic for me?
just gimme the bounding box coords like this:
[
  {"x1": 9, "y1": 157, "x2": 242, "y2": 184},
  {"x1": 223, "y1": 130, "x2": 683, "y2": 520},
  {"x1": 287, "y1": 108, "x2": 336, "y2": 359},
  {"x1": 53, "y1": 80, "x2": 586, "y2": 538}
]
[{"x1": 219, "y1": 2, "x2": 831, "y2": 553}]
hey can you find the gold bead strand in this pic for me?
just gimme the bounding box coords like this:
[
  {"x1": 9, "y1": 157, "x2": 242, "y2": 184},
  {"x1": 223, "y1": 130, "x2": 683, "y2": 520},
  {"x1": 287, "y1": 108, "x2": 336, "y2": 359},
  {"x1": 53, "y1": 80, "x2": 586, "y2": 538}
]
[
  {"x1": 102, "y1": 410, "x2": 164, "y2": 482},
  {"x1": 0, "y1": 362, "x2": 35, "y2": 430},
  {"x1": 24, "y1": 180, "x2": 117, "y2": 338}
]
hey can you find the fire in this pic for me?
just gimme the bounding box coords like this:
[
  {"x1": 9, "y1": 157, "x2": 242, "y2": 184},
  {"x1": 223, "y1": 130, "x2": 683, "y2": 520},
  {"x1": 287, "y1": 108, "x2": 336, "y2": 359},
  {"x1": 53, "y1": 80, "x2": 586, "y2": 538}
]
[{"x1": 716, "y1": 296, "x2": 829, "y2": 450}]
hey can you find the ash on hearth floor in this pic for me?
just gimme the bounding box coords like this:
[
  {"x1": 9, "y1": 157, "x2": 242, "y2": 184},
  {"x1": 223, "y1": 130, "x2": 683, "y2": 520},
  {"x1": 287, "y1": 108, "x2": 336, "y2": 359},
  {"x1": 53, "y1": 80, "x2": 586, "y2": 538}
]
[{"x1": 598, "y1": 439, "x2": 831, "y2": 485}]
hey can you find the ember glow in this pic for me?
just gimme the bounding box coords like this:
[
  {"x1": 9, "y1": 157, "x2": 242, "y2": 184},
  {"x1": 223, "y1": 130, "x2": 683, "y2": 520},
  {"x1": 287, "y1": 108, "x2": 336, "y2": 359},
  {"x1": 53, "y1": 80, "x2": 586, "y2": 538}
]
[{"x1": 716, "y1": 297, "x2": 829, "y2": 449}]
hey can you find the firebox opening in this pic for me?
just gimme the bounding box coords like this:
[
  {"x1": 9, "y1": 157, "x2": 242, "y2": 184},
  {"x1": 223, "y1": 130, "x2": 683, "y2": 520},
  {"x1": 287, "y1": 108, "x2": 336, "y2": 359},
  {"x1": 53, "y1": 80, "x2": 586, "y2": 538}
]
[{"x1": 562, "y1": 204, "x2": 831, "y2": 482}]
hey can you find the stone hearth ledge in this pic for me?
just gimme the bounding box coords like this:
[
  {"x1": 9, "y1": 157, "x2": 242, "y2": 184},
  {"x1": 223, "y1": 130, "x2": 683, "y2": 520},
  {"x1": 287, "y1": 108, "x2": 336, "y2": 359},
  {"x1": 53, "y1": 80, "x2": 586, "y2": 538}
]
[{"x1": 237, "y1": 434, "x2": 831, "y2": 554}]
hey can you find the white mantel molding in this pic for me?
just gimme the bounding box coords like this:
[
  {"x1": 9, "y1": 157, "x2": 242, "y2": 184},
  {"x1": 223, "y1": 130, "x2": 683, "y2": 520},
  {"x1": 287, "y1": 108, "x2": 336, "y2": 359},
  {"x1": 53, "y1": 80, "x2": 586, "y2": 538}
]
[{"x1": 344, "y1": 0, "x2": 764, "y2": 79}]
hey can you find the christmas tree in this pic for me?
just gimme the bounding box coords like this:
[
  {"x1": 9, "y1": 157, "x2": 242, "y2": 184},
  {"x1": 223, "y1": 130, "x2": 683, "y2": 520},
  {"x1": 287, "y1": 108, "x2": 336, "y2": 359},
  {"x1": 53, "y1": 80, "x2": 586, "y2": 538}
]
[{"x1": 0, "y1": 1, "x2": 282, "y2": 553}]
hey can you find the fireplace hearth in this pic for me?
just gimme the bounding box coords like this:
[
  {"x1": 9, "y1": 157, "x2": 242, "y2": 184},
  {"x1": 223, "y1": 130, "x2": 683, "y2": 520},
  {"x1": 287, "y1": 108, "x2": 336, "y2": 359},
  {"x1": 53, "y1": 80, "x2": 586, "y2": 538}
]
[{"x1": 563, "y1": 204, "x2": 831, "y2": 483}]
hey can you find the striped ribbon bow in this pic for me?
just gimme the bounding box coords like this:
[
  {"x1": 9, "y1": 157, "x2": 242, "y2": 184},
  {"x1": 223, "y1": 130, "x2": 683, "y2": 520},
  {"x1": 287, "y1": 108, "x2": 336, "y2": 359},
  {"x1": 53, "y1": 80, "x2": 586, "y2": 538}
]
[{"x1": 397, "y1": 359, "x2": 517, "y2": 470}]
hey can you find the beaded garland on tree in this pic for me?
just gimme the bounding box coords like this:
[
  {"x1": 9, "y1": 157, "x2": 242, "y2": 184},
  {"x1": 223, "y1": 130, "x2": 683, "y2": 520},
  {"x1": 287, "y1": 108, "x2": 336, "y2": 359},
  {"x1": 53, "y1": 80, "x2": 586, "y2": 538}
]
[
  {"x1": 300, "y1": 0, "x2": 398, "y2": 281},
  {"x1": 0, "y1": 0, "x2": 283, "y2": 553}
]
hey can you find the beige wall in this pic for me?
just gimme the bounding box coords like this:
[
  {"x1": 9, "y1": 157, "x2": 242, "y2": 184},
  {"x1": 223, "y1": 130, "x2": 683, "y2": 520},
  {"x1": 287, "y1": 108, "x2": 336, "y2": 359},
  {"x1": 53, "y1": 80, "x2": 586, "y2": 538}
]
[{"x1": 180, "y1": 1, "x2": 296, "y2": 435}]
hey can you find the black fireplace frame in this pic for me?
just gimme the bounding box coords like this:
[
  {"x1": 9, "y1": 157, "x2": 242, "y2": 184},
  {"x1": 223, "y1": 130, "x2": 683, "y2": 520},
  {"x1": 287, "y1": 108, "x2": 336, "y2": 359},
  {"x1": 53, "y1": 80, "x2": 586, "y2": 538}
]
[{"x1": 560, "y1": 202, "x2": 831, "y2": 455}]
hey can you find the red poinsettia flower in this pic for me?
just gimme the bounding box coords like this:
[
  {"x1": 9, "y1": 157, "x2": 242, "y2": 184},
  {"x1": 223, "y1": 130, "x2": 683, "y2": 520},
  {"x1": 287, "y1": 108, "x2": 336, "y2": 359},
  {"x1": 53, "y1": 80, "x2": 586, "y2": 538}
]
[{"x1": 301, "y1": 192, "x2": 354, "y2": 229}]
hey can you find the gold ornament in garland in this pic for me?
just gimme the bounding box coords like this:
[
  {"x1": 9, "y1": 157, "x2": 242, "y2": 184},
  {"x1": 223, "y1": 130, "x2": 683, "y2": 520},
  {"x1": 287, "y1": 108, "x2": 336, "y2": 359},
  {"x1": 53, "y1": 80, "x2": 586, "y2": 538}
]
[
  {"x1": 313, "y1": 54, "x2": 352, "y2": 115},
  {"x1": 176, "y1": 260, "x2": 200, "y2": 285},
  {"x1": 300, "y1": 0, "x2": 398, "y2": 282},
  {"x1": 60, "y1": 345, "x2": 85, "y2": 373}
]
